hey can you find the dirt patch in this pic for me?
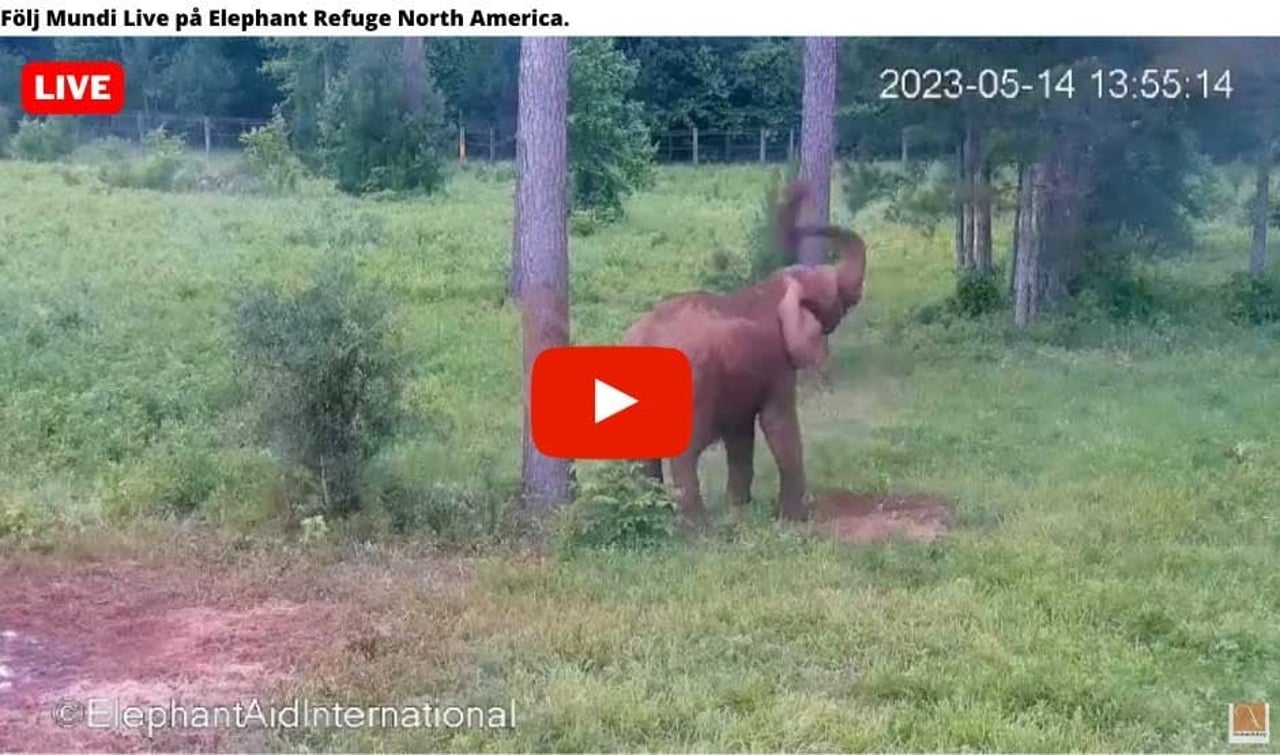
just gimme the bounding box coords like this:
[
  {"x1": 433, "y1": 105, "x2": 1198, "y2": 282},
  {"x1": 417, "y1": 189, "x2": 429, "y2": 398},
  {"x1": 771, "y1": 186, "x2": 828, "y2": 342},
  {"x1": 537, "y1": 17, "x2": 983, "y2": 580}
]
[
  {"x1": 0, "y1": 548, "x2": 473, "y2": 753},
  {"x1": 811, "y1": 491, "x2": 955, "y2": 544}
]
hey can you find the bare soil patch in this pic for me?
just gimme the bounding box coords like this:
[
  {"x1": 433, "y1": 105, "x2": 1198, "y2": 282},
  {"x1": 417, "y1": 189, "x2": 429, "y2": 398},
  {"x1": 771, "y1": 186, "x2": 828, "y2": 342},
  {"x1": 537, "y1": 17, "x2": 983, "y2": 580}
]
[
  {"x1": 0, "y1": 545, "x2": 473, "y2": 753},
  {"x1": 811, "y1": 491, "x2": 955, "y2": 543}
]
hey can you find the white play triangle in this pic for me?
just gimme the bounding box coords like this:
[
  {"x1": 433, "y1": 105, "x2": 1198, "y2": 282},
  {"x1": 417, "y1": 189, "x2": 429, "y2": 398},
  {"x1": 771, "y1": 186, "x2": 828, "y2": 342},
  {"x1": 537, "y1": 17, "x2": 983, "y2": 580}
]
[{"x1": 594, "y1": 379, "x2": 638, "y2": 424}]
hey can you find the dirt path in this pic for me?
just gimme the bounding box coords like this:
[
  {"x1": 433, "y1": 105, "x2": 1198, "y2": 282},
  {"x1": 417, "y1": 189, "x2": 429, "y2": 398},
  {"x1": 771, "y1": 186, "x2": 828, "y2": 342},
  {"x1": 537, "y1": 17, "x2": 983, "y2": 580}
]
[
  {"x1": 0, "y1": 546, "x2": 472, "y2": 752},
  {"x1": 812, "y1": 491, "x2": 955, "y2": 544},
  {"x1": 0, "y1": 492, "x2": 950, "y2": 752}
]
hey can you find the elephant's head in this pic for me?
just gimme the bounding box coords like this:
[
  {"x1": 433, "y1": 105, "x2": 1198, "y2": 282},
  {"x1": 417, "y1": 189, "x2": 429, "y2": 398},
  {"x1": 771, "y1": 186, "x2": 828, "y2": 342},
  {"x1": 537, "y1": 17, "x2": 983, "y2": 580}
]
[{"x1": 775, "y1": 222, "x2": 867, "y2": 370}]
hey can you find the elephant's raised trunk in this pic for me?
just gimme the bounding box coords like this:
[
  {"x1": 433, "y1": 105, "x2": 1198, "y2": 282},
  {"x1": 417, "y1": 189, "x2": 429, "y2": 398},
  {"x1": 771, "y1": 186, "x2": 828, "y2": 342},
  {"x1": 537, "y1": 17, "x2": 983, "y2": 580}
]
[{"x1": 797, "y1": 224, "x2": 867, "y2": 309}]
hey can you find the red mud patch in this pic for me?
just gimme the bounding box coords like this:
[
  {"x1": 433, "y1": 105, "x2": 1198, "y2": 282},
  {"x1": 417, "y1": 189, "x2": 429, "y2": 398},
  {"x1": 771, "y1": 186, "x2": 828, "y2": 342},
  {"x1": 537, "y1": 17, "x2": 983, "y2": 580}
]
[
  {"x1": 811, "y1": 491, "x2": 955, "y2": 543},
  {"x1": 0, "y1": 559, "x2": 366, "y2": 752}
]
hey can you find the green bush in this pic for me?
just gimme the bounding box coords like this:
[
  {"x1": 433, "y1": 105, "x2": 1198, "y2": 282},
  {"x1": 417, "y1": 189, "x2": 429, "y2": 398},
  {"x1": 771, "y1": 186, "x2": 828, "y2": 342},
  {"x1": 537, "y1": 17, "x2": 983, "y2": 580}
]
[
  {"x1": 233, "y1": 253, "x2": 406, "y2": 518},
  {"x1": 97, "y1": 128, "x2": 201, "y2": 192},
  {"x1": 555, "y1": 463, "x2": 679, "y2": 556},
  {"x1": 0, "y1": 495, "x2": 44, "y2": 541},
  {"x1": 317, "y1": 39, "x2": 451, "y2": 196},
  {"x1": 841, "y1": 160, "x2": 907, "y2": 218},
  {"x1": 10, "y1": 117, "x2": 76, "y2": 162},
  {"x1": 567, "y1": 38, "x2": 655, "y2": 222},
  {"x1": 885, "y1": 160, "x2": 955, "y2": 236},
  {"x1": 1069, "y1": 244, "x2": 1161, "y2": 323},
  {"x1": 1222, "y1": 271, "x2": 1280, "y2": 325},
  {"x1": 239, "y1": 109, "x2": 309, "y2": 194},
  {"x1": 949, "y1": 266, "x2": 1005, "y2": 318}
]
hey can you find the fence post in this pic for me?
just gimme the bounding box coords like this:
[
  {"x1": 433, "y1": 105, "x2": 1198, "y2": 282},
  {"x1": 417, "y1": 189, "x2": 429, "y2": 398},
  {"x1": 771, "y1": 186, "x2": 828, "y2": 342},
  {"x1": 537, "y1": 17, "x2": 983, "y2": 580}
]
[
  {"x1": 488, "y1": 127, "x2": 496, "y2": 161},
  {"x1": 458, "y1": 124, "x2": 466, "y2": 162},
  {"x1": 691, "y1": 126, "x2": 699, "y2": 166},
  {"x1": 759, "y1": 128, "x2": 767, "y2": 163},
  {"x1": 724, "y1": 131, "x2": 730, "y2": 162},
  {"x1": 203, "y1": 117, "x2": 212, "y2": 156},
  {"x1": 136, "y1": 112, "x2": 145, "y2": 143},
  {"x1": 787, "y1": 129, "x2": 795, "y2": 163}
]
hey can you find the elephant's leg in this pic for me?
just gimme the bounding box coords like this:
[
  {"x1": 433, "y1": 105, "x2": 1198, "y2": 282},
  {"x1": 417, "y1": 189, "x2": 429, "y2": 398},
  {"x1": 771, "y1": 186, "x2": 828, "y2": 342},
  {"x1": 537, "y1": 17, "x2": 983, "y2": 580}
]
[
  {"x1": 759, "y1": 385, "x2": 807, "y2": 521},
  {"x1": 669, "y1": 447, "x2": 706, "y2": 523},
  {"x1": 669, "y1": 409, "x2": 717, "y2": 524},
  {"x1": 632, "y1": 459, "x2": 664, "y2": 484},
  {"x1": 723, "y1": 424, "x2": 755, "y2": 508}
]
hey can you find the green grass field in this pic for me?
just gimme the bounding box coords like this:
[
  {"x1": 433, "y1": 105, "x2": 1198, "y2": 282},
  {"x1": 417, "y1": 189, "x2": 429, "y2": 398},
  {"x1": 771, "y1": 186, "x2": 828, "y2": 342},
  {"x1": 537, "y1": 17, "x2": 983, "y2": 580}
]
[{"x1": 2, "y1": 154, "x2": 1279, "y2": 751}]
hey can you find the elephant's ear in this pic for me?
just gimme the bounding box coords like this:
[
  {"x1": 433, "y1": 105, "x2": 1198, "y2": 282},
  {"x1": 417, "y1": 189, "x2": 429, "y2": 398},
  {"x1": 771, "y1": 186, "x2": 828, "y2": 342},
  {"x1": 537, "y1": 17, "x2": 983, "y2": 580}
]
[{"x1": 778, "y1": 275, "x2": 829, "y2": 370}]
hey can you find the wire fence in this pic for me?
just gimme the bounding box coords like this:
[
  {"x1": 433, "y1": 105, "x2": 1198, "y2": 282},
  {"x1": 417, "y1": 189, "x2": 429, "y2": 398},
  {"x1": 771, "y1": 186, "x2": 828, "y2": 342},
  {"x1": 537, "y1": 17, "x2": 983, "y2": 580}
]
[
  {"x1": 4, "y1": 108, "x2": 948, "y2": 165},
  {"x1": 3, "y1": 107, "x2": 812, "y2": 165},
  {"x1": 457, "y1": 121, "x2": 803, "y2": 164}
]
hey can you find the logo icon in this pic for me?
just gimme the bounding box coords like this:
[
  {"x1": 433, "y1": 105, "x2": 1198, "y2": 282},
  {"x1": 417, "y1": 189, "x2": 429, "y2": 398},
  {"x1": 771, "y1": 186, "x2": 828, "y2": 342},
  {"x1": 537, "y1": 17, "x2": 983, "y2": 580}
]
[
  {"x1": 21, "y1": 61, "x2": 126, "y2": 116},
  {"x1": 1229, "y1": 702, "x2": 1270, "y2": 744},
  {"x1": 531, "y1": 346, "x2": 693, "y2": 460}
]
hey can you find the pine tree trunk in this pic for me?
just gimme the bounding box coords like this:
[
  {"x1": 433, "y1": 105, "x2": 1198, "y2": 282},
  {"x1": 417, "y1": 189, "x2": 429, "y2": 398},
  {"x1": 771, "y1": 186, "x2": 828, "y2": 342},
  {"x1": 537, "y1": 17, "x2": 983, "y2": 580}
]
[
  {"x1": 962, "y1": 122, "x2": 980, "y2": 270},
  {"x1": 401, "y1": 37, "x2": 425, "y2": 114},
  {"x1": 1009, "y1": 162, "x2": 1023, "y2": 297},
  {"x1": 975, "y1": 159, "x2": 993, "y2": 272},
  {"x1": 1014, "y1": 162, "x2": 1041, "y2": 328},
  {"x1": 797, "y1": 37, "x2": 838, "y2": 266},
  {"x1": 507, "y1": 169, "x2": 523, "y2": 300},
  {"x1": 1250, "y1": 141, "x2": 1271, "y2": 277},
  {"x1": 954, "y1": 140, "x2": 967, "y2": 270},
  {"x1": 515, "y1": 37, "x2": 573, "y2": 513}
]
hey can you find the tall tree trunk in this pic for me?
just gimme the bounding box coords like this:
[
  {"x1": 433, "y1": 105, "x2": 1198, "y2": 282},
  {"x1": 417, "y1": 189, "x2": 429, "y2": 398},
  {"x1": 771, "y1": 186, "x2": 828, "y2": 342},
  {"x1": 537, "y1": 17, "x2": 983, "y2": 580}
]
[
  {"x1": 975, "y1": 159, "x2": 993, "y2": 272},
  {"x1": 1009, "y1": 161, "x2": 1023, "y2": 297},
  {"x1": 401, "y1": 37, "x2": 425, "y2": 114},
  {"x1": 507, "y1": 168, "x2": 523, "y2": 300},
  {"x1": 515, "y1": 37, "x2": 573, "y2": 513},
  {"x1": 1250, "y1": 139, "x2": 1271, "y2": 277},
  {"x1": 1014, "y1": 134, "x2": 1090, "y2": 328},
  {"x1": 962, "y1": 122, "x2": 980, "y2": 269},
  {"x1": 954, "y1": 140, "x2": 966, "y2": 270},
  {"x1": 796, "y1": 37, "x2": 838, "y2": 266},
  {"x1": 1014, "y1": 162, "x2": 1041, "y2": 328}
]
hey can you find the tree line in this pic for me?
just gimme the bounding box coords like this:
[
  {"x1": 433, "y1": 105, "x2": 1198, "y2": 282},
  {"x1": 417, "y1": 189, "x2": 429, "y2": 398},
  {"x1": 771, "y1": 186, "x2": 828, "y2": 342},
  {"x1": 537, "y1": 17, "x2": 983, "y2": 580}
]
[{"x1": 2, "y1": 36, "x2": 1275, "y2": 312}]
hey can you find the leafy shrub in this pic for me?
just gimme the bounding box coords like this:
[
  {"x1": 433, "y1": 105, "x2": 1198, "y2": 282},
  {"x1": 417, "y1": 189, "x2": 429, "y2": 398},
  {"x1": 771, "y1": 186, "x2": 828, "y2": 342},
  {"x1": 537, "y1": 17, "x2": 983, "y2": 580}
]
[
  {"x1": 555, "y1": 463, "x2": 679, "y2": 556},
  {"x1": 317, "y1": 39, "x2": 451, "y2": 196},
  {"x1": 10, "y1": 117, "x2": 76, "y2": 162},
  {"x1": 885, "y1": 160, "x2": 955, "y2": 235},
  {"x1": 841, "y1": 160, "x2": 907, "y2": 218},
  {"x1": 949, "y1": 266, "x2": 1005, "y2": 318},
  {"x1": 97, "y1": 128, "x2": 201, "y2": 192},
  {"x1": 0, "y1": 495, "x2": 44, "y2": 541},
  {"x1": 1222, "y1": 271, "x2": 1280, "y2": 325},
  {"x1": 567, "y1": 38, "x2": 655, "y2": 222},
  {"x1": 1068, "y1": 243, "x2": 1161, "y2": 323},
  {"x1": 233, "y1": 253, "x2": 405, "y2": 518},
  {"x1": 239, "y1": 109, "x2": 309, "y2": 194}
]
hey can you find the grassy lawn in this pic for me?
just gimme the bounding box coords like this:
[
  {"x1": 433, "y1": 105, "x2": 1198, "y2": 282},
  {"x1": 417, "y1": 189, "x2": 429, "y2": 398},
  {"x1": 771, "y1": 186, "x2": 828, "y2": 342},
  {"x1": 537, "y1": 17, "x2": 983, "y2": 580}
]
[{"x1": 2, "y1": 156, "x2": 1279, "y2": 751}]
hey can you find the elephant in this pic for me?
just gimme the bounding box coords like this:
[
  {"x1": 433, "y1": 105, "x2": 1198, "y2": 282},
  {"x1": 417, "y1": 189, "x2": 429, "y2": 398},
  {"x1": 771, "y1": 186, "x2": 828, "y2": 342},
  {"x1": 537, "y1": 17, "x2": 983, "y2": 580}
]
[{"x1": 621, "y1": 180, "x2": 868, "y2": 523}]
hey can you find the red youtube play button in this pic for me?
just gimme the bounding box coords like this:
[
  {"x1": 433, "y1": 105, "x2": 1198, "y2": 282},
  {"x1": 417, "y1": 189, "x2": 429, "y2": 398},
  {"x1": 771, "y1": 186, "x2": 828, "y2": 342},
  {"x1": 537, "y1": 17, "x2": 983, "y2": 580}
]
[{"x1": 531, "y1": 346, "x2": 693, "y2": 460}]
